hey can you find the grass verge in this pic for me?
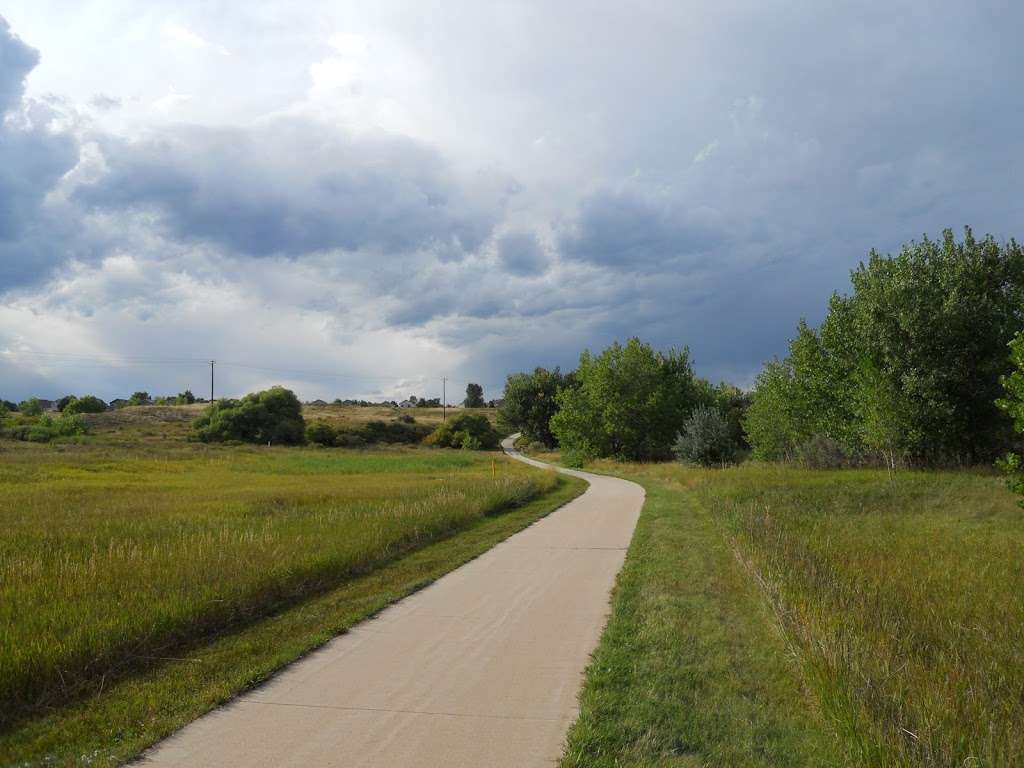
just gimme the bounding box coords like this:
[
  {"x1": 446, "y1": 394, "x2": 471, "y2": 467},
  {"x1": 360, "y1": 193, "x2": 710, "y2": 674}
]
[
  {"x1": 555, "y1": 455, "x2": 1024, "y2": 768},
  {"x1": 0, "y1": 471, "x2": 585, "y2": 767},
  {"x1": 559, "y1": 466, "x2": 842, "y2": 767}
]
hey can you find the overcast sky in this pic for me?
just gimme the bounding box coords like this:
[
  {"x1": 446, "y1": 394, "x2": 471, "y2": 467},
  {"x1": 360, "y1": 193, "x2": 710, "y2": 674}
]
[{"x1": 1, "y1": 2, "x2": 1022, "y2": 402}]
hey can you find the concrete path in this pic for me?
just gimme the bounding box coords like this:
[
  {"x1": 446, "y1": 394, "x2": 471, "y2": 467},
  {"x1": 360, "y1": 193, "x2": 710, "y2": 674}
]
[{"x1": 137, "y1": 436, "x2": 643, "y2": 767}]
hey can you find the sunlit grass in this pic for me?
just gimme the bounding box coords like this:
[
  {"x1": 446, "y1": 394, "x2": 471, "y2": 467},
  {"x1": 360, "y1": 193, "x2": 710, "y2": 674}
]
[
  {"x1": 0, "y1": 443, "x2": 555, "y2": 730},
  {"x1": 563, "y1": 456, "x2": 1024, "y2": 767}
]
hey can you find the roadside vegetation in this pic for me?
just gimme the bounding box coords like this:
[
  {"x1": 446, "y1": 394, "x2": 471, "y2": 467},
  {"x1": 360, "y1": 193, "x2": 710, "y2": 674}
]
[
  {"x1": 496, "y1": 229, "x2": 1024, "y2": 766},
  {"x1": 551, "y1": 459, "x2": 1024, "y2": 768},
  {"x1": 0, "y1": 414, "x2": 578, "y2": 766}
]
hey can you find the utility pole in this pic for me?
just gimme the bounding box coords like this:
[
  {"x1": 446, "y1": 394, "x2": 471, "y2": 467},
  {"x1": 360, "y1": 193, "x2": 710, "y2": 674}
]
[
  {"x1": 210, "y1": 360, "x2": 215, "y2": 403},
  {"x1": 442, "y1": 377, "x2": 447, "y2": 422}
]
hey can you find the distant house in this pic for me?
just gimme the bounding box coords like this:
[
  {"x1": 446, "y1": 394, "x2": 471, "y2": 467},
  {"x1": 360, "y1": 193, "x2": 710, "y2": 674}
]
[
  {"x1": 398, "y1": 399, "x2": 415, "y2": 408},
  {"x1": 36, "y1": 399, "x2": 58, "y2": 412}
]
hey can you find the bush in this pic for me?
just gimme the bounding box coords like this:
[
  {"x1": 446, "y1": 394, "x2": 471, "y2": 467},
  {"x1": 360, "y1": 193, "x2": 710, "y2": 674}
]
[
  {"x1": 19, "y1": 399, "x2": 43, "y2": 417},
  {"x1": 334, "y1": 433, "x2": 367, "y2": 448},
  {"x1": 3, "y1": 413, "x2": 88, "y2": 443},
  {"x1": 306, "y1": 420, "x2": 337, "y2": 447},
  {"x1": 551, "y1": 338, "x2": 709, "y2": 461},
  {"x1": 796, "y1": 434, "x2": 852, "y2": 469},
  {"x1": 673, "y1": 406, "x2": 736, "y2": 466},
  {"x1": 175, "y1": 390, "x2": 196, "y2": 405},
  {"x1": 192, "y1": 386, "x2": 306, "y2": 445},
  {"x1": 63, "y1": 395, "x2": 107, "y2": 415},
  {"x1": 425, "y1": 413, "x2": 500, "y2": 450}
]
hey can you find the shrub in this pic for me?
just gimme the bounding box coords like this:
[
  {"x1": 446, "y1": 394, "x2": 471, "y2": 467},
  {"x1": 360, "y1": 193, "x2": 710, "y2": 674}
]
[
  {"x1": 19, "y1": 399, "x2": 43, "y2": 417},
  {"x1": 306, "y1": 420, "x2": 337, "y2": 447},
  {"x1": 426, "y1": 413, "x2": 500, "y2": 450},
  {"x1": 192, "y1": 386, "x2": 306, "y2": 445},
  {"x1": 175, "y1": 390, "x2": 196, "y2": 405},
  {"x1": 551, "y1": 338, "x2": 709, "y2": 461},
  {"x1": 129, "y1": 391, "x2": 151, "y2": 406},
  {"x1": 334, "y1": 433, "x2": 367, "y2": 448},
  {"x1": 63, "y1": 395, "x2": 107, "y2": 415},
  {"x1": 3, "y1": 414, "x2": 88, "y2": 443},
  {"x1": 796, "y1": 434, "x2": 852, "y2": 469},
  {"x1": 673, "y1": 405, "x2": 736, "y2": 466}
]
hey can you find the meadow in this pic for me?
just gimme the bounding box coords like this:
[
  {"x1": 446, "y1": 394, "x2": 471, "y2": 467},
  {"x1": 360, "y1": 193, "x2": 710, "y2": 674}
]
[
  {"x1": 0, "y1": 410, "x2": 574, "y2": 764},
  {"x1": 545, "y1": 451, "x2": 1024, "y2": 768}
]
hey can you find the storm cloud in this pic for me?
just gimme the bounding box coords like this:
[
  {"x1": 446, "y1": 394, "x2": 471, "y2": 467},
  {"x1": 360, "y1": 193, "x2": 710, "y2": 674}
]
[{"x1": 1, "y1": 2, "x2": 1023, "y2": 401}]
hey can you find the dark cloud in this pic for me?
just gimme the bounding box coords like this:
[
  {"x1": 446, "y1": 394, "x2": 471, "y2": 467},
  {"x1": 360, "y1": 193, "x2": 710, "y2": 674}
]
[
  {"x1": 0, "y1": 17, "x2": 81, "y2": 289},
  {"x1": 497, "y1": 231, "x2": 548, "y2": 276},
  {"x1": 558, "y1": 188, "x2": 725, "y2": 269},
  {"x1": 75, "y1": 122, "x2": 503, "y2": 259}
]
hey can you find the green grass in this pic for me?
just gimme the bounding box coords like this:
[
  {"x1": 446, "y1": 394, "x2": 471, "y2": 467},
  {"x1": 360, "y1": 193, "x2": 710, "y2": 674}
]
[
  {"x1": 557, "y1": 458, "x2": 1024, "y2": 767},
  {"x1": 0, "y1": 441, "x2": 564, "y2": 743},
  {"x1": 559, "y1": 465, "x2": 841, "y2": 768}
]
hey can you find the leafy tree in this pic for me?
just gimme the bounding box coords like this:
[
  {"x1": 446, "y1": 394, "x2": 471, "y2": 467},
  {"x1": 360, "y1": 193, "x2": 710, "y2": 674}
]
[
  {"x1": 712, "y1": 381, "x2": 752, "y2": 449},
  {"x1": 192, "y1": 386, "x2": 306, "y2": 445},
  {"x1": 63, "y1": 395, "x2": 107, "y2": 415},
  {"x1": 853, "y1": 358, "x2": 911, "y2": 475},
  {"x1": 129, "y1": 391, "x2": 151, "y2": 406},
  {"x1": 306, "y1": 420, "x2": 337, "y2": 446},
  {"x1": 746, "y1": 228, "x2": 1024, "y2": 465},
  {"x1": 56, "y1": 395, "x2": 76, "y2": 412},
  {"x1": 996, "y1": 332, "x2": 1024, "y2": 504},
  {"x1": 425, "y1": 413, "x2": 500, "y2": 450},
  {"x1": 550, "y1": 338, "x2": 709, "y2": 461},
  {"x1": 464, "y1": 382, "x2": 485, "y2": 408},
  {"x1": 498, "y1": 367, "x2": 573, "y2": 448},
  {"x1": 19, "y1": 398, "x2": 43, "y2": 417},
  {"x1": 744, "y1": 361, "x2": 800, "y2": 461},
  {"x1": 673, "y1": 405, "x2": 736, "y2": 466},
  {"x1": 175, "y1": 390, "x2": 196, "y2": 405}
]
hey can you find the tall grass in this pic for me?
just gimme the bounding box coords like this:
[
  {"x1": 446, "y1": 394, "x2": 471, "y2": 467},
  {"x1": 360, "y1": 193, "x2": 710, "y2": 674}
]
[
  {"x1": 0, "y1": 445, "x2": 554, "y2": 729},
  {"x1": 696, "y1": 465, "x2": 1024, "y2": 768}
]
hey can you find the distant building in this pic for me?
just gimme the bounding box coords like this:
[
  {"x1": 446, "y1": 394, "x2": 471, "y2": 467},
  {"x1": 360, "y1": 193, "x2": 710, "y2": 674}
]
[
  {"x1": 307, "y1": 399, "x2": 329, "y2": 407},
  {"x1": 36, "y1": 399, "x2": 58, "y2": 412}
]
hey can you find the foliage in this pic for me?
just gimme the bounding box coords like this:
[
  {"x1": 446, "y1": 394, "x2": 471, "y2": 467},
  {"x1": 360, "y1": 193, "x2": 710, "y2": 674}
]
[
  {"x1": 672, "y1": 405, "x2": 736, "y2": 466},
  {"x1": 306, "y1": 420, "x2": 337, "y2": 446},
  {"x1": 128, "y1": 391, "x2": 151, "y2": 406},
  {"x1": 63, "y1": 395, "x2": 108, "y2": 415},
  {"x1": 175, "y1": 390, "x2": 196, "y2": 405},
  {"x1": 18, "y1": 398, "x2": 43, "y2": 417},
  {"x1": 498, "y1": 367, "x2": 574, "y2": 448},
  {"x1": 3, "y1": 413, "x2": 89, "y2": 443},
  {"x1": 713, "y1": 381, "x2": 752, "y2": 449},
  {"x1": 192, "y1": 386, "x2": 306, "y2": 445},
  {"x1": 550, "y1": 338, "x2": 709, "y2": 461},
  {"x1": 996, "y1": 331, "x2": 1024, "y2": 505},
  {"x1": 746, "y1": 228, "x2": 1024, "y2": 465},
  {"x1": 0, "y1": 399, "x2": 17, "y2": 413},
  {"x1": 463, "y1": 382, "x2": 485, "y2": 408},
  {"x1": 795, "y1": 434, "x2": 852, "y2": 469},
  {"x1": 425, "y1": 413, "x2": 500, "y2": 450}
]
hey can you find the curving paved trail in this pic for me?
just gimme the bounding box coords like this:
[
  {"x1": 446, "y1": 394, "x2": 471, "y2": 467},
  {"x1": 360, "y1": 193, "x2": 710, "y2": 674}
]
[{"x1": 138, "y1": 436, "x2": 643, "y2": 767}]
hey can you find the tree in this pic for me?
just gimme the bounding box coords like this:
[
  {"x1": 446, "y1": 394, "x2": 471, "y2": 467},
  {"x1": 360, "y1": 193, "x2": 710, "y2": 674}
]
[
  {"x1": 464, "y1": 383, "x2": 485, "y2": 408},
  {"x1": 853, "y1": 358, "x2": 911, "y2": 475},
  {"x1": 673, "y1": 405, "x2": 736, "y2": 466},
  {"x1": 63, "y1": 395, "x2": 107, "y2": 415},
  {"x1": 175, "y1": 389, "x2": 196, "y2": 405},
  {"x1": 192, "y1": 386, "x2": 306, "y2": 445},
  {"x1": 712, "y1": 381, "x2": 752, "y2": 449},
  {"x1": 425, "y1": 413, "x2": 500, "y2": 450},
  {"x1": 498, "y1": 367, "x2": 573, "y2": 447},
  {"x1": 996, "y1": 332, "x2": 1024, "y2": 505},
  {"x1": 19, "y1": 398, "x2": 43, "y2": 417},
  {"x1": 129, "y1": 391, "x2": 151, "y2": 406},
  {"x1": 744, "y1": 361, "x2": 800, "y2": 461},
  {"x1": 745, "y1": 227, "x2": 1024, "y2": 465},
  {"x1": 550, "y1": 338, "x2": 709, "y2": 461}
]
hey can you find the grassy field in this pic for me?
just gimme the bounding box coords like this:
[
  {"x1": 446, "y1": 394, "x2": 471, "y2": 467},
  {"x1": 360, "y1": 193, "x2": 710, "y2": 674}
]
[
  {"x1": 0, "y1": 418, "x2": 578, "y2": 765},
  {"x1": 533, "y1": 447, "x2": 1024, "y2": 768}
]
